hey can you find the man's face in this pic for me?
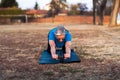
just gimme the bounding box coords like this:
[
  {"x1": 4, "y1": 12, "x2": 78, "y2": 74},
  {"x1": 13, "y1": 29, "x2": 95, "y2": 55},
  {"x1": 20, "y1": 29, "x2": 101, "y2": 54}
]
[{"x1": 56, "y1": 34, "x2": 65, "y2": 42}]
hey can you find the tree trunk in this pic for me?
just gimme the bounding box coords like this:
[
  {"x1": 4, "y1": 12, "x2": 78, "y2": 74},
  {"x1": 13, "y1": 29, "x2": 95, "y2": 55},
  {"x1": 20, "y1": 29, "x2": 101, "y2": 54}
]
[
  {"x1": 93, "y1": 0, "x2": 97, "y2": 25},
  {"x1": 109, "y1": 0, "x2": 120, "y2": 27},
  {"x1": 98, "y1": 0, "x2": 107, "y2": 25}
]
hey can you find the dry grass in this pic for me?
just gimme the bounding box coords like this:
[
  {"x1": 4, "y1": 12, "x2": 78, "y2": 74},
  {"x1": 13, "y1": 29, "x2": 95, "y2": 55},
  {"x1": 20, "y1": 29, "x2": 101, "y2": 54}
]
[{"x1": 0, "y1": 23, "x2": 120, "y2": 80}]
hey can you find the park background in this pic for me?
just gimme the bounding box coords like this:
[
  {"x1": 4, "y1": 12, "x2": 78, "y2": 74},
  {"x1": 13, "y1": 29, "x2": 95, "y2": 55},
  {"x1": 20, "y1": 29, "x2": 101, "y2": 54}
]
[
  {"x1": 0, "y1": 0, "x2": 120, "y2": 80},
  {"x1": 0, "y1": 0, "x2": 120, "y2": 25}
]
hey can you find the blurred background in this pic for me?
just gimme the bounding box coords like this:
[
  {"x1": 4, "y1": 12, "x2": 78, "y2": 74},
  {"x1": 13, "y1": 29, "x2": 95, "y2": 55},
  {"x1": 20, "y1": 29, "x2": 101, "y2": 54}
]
[{"x1": 0, "y1": 0, "x2": 120, "y2": 26}]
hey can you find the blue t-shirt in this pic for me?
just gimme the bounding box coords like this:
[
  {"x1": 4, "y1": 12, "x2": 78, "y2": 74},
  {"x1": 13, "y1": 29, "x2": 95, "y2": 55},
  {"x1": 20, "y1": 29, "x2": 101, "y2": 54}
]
[{"x1": 48, "y1": 27, "x2": 72, "y2": 48}]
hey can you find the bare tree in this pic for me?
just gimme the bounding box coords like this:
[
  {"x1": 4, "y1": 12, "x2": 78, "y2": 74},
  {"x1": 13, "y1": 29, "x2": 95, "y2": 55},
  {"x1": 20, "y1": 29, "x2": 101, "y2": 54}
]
[
  {"x1": 109, "y1": 0, "x2": 120, "y2": 27},
  {"x1": 93, "y1": 0, "x2": 97, "y2": 24},
  {"x1": 93, "y1": 0, "x2": 107, "y2": 25},
  {"x1": 98, "y1": 0, "x2": 107, "y2": 25}
]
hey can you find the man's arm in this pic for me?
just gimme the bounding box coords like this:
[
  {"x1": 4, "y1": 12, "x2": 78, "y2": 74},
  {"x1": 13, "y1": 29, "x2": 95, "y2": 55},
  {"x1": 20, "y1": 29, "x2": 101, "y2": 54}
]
[
  {"x1": 49, "y1": 40, "x2": 58, "y2": 60},
  {"x1": 64, "y1": 41, "x2": 71, "y2": 59}
]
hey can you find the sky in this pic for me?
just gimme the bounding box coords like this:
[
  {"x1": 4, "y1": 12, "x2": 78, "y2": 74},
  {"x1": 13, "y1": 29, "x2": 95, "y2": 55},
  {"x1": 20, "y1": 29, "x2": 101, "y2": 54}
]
[{"x1": 16, "y1": 0, "x2": 93, "y2": 10}]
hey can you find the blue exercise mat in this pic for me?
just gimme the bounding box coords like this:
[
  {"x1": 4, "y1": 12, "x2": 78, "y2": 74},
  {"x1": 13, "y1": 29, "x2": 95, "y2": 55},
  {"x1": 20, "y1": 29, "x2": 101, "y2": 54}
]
[{"x1": 39, "y1": 50, "x2": 80, "y2": 64}]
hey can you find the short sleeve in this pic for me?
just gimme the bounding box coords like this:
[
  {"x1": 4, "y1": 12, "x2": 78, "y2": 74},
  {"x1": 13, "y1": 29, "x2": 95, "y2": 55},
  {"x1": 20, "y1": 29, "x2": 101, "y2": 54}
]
[
  {"x1": 65, "y1": 31, "x2": 72, "y2": 41},
  {"x1": 48, "y1": 31, "x2": 55, "y2": 40}
]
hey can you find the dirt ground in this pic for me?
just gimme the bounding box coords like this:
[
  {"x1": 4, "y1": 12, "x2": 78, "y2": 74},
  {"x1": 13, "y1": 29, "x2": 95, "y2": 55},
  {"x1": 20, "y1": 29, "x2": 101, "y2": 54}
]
[{"x1": 0, "y1": 23, "x2": 120, "y2": 80}]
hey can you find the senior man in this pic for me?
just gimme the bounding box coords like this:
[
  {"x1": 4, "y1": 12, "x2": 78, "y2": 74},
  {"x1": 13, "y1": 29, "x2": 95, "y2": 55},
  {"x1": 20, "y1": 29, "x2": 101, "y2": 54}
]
[
  {"x1": 39, "y1": 25, "x2": 80, "y2": 64},
  {"x1": 47, "y1": 25, "x2": 72, "y2": 60}
]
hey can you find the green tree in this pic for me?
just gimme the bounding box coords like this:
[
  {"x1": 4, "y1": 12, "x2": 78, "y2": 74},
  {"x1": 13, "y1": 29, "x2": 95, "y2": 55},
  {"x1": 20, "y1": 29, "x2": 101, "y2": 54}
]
[
  {"x1": 50, "y1": 0, "x2": 60, "y2": 15},
  {"x1": 59, "y1": 0, "x2": 68, "y2": 9},
  {"x1": 68, "y1": 4, "x2": 80, "y2": 15},
  {"x1": 46, "y1": 0, "x2": 68, "y2": 17},
  {"x1": 0, "y1": 0, "x2": 18, "y2": 8},
  {"x1": 34, "y1": 2, "x2": 39, "y2": 10}
]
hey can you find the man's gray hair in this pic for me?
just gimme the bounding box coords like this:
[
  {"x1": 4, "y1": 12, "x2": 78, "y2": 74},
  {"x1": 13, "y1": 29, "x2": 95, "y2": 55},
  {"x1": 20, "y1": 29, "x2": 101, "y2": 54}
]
[{"x1": 55, "y1": 25, "x2": 66, "y2": 35}]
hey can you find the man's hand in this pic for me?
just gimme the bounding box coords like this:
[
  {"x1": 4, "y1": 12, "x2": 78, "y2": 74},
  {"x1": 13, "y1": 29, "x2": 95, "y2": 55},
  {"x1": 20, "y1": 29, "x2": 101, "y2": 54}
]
[
  {"x1": 52, "y1": 54, "x2": 58, "y2": 60},
  {"x1": 64, "y1": 53, "x2": 70, "y2": 59}
]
